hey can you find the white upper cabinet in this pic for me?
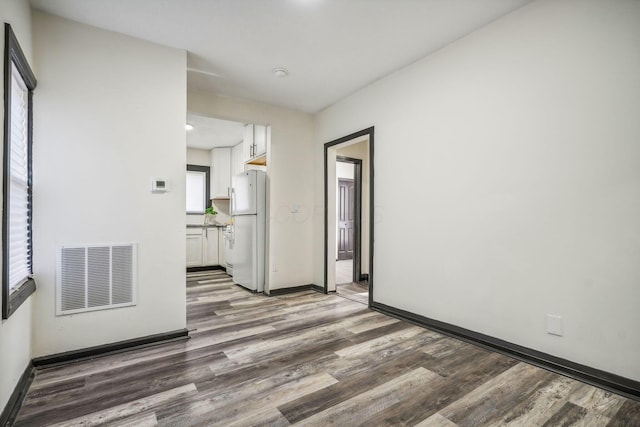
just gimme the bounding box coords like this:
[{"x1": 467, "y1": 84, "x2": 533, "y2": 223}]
[
  {"x1": 242, "y1": 124, "x2": 254, "y2": 163},
  {"x1": 211, "y1": 147, "x2": 231, "y2": 199},
  {"x1": 254, "y1": 124, "x2": 267, "y2": 158},
  {"x1": 242, "y1": 123, "x2": 269, "y2": 165},
  {"x1": 231, "y1": 142, "x2": 244, "y2": 178}
]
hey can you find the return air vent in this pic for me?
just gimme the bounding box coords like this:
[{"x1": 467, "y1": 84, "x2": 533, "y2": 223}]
[{"x1": 56, "y1": 243, "x2": 137, "y2": 315}]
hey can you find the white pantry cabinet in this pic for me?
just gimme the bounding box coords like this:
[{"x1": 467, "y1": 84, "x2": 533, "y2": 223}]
[{"x1": 211, "y1": 147, "x2": 231, "y2": 199}]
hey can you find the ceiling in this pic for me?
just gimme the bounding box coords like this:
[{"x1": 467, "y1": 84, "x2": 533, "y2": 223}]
[
  {"x1": 29, "y1": 0, "x2": 533, "y2": 114},
  {"x1": 186, "y1": 115, "x2": 245, "y2": 150}
]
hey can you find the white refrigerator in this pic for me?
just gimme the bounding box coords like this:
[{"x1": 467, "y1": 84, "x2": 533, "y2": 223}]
[{"x1": 230, "y1": 170, "x2": 266, "y2": 292}]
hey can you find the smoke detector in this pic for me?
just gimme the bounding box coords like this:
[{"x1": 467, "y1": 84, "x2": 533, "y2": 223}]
[{"x1": 272, "y1": 67, "x2": 289, "y2": 78}]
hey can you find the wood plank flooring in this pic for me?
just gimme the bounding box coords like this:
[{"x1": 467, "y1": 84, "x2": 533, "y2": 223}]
[
  {"x1": 336, "y1": 281, "x2": 369, "y2": 305},
  {"x1": 13, "y1": 271, "x2": 640, "y2": 426}
]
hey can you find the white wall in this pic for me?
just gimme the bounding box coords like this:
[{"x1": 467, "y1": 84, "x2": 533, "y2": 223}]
[
  {"x1": 0, "y1": 0, "x2": 33, "y2": 412},
  {"x1": 31, "y1": 12, "x2": 187, "y2": 356},
  {"x1": 188, "y1": 90, "x2": 315, "y2": 292},
  {"x1": 315, "y1": 0, "x2": 640, "y2": 381},
  {"x1": 186, "y1": 147, "x2": 210, "y2": 166}
]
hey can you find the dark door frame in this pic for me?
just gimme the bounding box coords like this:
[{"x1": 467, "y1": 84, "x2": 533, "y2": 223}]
[
  {"x1": 324, "y1": 126, "x2": 374, "y2": 307},
  {"x1": 336, "y1": 158, "x2": 361, "y2": 282}
]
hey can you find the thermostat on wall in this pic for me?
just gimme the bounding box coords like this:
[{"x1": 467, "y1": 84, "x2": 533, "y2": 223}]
[{"x1": 151, "y1": 178, "x2": 168, "y2": 193}]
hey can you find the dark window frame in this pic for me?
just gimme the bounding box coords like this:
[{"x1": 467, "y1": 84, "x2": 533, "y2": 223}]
[
  {"x1": 2, "y1": 23, "x2": 37, "y2": 319},
  {"x1": 186, "y1": 164, "x2": 211, "y2": 215}
]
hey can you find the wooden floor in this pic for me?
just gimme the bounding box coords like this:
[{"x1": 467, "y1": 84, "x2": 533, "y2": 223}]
[
  {"x1": 14, "y1": 271, "x2": 640, "y2": 426},
  {"x1": 336, "y1": 281, "x2": 369, "y2": 305}
]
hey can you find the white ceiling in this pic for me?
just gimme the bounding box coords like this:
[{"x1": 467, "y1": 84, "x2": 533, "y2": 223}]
[
  {"x1": 29, "y1": 0, "x2": 533, "y2": 114},
  {"x1": 186, "y1": 115, "x2": 245, "y2": 150}
]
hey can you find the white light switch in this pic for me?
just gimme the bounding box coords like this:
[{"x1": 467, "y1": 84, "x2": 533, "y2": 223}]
[{"x1": 546, "y1": 314, "x2": 563, "y2": 336}]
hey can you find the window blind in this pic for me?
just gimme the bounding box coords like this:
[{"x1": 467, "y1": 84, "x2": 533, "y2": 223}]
[
  {"x1": 186, "y1": 170, "x2": 206, "y2": 212},
  {"x1": 8, "y1": 64, "x2": 31, "y2": 292}
]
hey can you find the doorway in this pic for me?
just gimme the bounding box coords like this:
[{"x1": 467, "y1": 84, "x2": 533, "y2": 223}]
[
  {"x1": 335, "y1": 158, "x2": 367, "y2": 304},
  {"x1": 324, "y1": 127, "x2": 374, "y2": 307}
]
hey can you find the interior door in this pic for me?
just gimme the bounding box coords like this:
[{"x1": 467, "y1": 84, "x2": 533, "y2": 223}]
[{"x1": 337, "y1": 178, "x2": 355, "y2": 260}]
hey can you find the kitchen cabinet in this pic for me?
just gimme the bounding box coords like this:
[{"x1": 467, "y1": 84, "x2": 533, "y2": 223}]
[
  {"x1": 242, "y1": 124, "x2": 254, "y2": 163},
  {"x1": 211, "y1": 147, "x2": 231, "y2": 199},
  {"x1": 253, "y1": 124, "x2": 267, "y2": 158},
  {"x1": 204, "y1": 227, "x2": 219, "y2": 266},
  {"x1": 186, "y1": 227, "x2": 220, "y2": 267},
  {"x1": 242, "y1": 123, "x2": 269, "y2": 165},
  {"x1": 186, "y1": 229, "x2": 204, "y2": 267},
  {"x1": 231, "y1": 142, "x2": 244, "y2": 178},
  {"x1": 218, "y1": 230, "x2": 226, "y2": 267}
]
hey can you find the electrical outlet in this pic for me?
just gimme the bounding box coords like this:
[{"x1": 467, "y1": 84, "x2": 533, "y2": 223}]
[
  {"x1": 272, "y1": 263, "x2": 278, "y2": 272},
  {"x1": 546, "y1": 314, "x2": 563, "y2": 336}
]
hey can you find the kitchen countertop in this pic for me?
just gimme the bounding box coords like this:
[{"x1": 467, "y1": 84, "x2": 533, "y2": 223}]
[{"x1": 186, "y1": 224, "x2": 227, "y2": 228}]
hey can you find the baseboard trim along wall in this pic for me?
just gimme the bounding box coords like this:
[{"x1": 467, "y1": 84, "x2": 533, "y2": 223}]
[
  {"x1": 311, "y1": 284, "x2": 325, "y2": 294},
  {"x1": 186, "y1": 265, "x2": 226, "y2": 273},
  {"x1": 372, "y1": 302, "x2": 640, "y2": 402},
  {"x1": 0, "y1": 362, "x2": 35, "y2": 427},
  {"x1": 32, "y1": 328, "x2": 190, "y2": 368},
  {"x1": 267, "y1": 284, "x2": 316, "y2": 296}
]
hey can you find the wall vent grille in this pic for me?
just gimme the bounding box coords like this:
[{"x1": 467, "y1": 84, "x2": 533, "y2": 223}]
[{"x1": 56, "y1": 243, "x2": 137, "y2": 315}]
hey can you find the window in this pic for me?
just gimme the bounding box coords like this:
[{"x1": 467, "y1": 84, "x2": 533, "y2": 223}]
[
  {"x1": 186, "y1": 170, "x2": 206, "y2": 212},
  {"x1": 2, "y1": 24, "x2": 37, "y2": 319},
  {"x1": 186, "y1": 165, "x2": 210, "y2": 214}
]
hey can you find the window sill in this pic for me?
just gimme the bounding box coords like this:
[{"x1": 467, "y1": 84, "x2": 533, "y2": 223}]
[{"x1": 2, "y1": 278, "x2": 36, "y2": 319}]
